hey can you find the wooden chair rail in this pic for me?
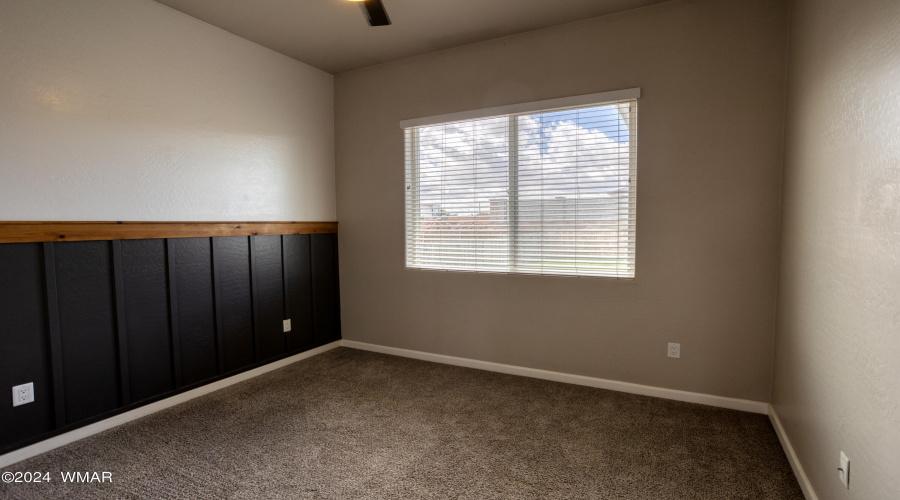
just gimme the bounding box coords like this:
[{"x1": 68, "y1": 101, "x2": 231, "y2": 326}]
[{"x1": 0, "y1": 221, "x2": 338, "y2": 243}]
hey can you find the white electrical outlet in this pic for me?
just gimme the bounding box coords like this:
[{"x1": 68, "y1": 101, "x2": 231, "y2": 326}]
[
  {"x1": 668, "y1": 343, "x2": 681, "y2": 358},
  {"x1": 283, "y1": 319, "x2": 292, "y2": 333},
  {"x1": 12, "y1": 382, "x2": 34, "y2": 407},
  {"x1": 838, "y1": 451, "x2": 850, "y2": 489}
]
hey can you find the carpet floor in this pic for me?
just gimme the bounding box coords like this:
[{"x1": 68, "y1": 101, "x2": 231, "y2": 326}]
[{"x1": 0, "y1": 347, "x2": 803, "y2": 499}]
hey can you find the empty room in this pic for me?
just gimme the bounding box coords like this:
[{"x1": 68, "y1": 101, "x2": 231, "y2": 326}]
[{"x1": 0, "y1": 0, "x2": 897, "y2": 498}]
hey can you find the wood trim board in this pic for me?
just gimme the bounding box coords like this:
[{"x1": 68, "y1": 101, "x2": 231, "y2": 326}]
[{"x1": 0, "y1": 221, "x2": 338, "y2": 243}]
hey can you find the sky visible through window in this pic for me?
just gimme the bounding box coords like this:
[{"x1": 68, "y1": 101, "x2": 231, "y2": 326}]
[
  {"x1": 416, "y1": 104, "x2": 631, "y2": 218},
  {"x1": 407, "y1": 100, "x2": 636, "y2": 278}
]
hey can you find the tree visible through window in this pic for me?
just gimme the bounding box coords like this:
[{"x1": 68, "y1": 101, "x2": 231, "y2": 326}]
[{"x1": 405, "y1": 98, "x2": 637, "y2": 278}]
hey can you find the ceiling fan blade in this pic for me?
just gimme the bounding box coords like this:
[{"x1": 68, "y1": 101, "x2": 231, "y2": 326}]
[{"x1": 359, "y1": 0, "x2": 391, "y2": 26}]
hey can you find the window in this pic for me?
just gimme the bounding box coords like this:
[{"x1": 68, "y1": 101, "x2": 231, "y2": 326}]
[{"x1": 404, "y1": 88, "x2": 639, "y2": 279}]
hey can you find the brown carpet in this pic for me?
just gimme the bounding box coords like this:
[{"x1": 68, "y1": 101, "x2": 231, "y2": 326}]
[{"x1": 0, "y1": 347, "x2": 803, "y2": 499}]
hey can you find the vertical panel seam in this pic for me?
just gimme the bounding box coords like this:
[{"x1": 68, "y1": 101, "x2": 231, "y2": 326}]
[
  {"x1": 334, "y1": 234, "x2": 342, "y2": 340},
  {"x1": 309, "y1": 235, "x2": 318, "y2": 346},
  {"x1": 249, "y1": 236, "x2": 260, "y2": 363},
  {"x1": 281, "y1": 235, "x2": 289, "y2": 353},
  {"x1": 41, "y1": 242, "x2": 67, "y2": 428},
  {"x1": 110, "y1": 241, "x2": 131, "y2": 405},
  {"x1": 166, "y1": 239, "x2": 183, "y2": 388},
  {"x1": 211, "y1": 238, "x2": 225, "y2": 375},
  {"x1": 305, "y1": 235, "x2": 314, "y2": 349}
]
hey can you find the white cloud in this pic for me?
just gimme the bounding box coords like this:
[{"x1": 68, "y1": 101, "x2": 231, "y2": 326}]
[{"x1": 414, "y1": 105, "x2": 632, "y2": 216}]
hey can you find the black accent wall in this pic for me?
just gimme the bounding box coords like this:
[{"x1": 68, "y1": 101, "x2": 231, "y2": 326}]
[{"x1": 0, "y1": 233, "x2": 340, "y2": 454}]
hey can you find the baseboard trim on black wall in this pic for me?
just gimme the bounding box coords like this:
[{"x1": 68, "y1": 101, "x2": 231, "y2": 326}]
[{"x1": 0, "y1": 340, "x2": 342, "y2": 469}]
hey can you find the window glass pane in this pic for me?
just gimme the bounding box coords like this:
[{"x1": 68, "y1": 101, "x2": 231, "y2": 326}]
[
  {"x1": 414, "y1": 117, "x2": 510, "y2": 272},
  {"x1": 405, "y1": 99, "x2": 636, "y2": 278},
  {"x1": 516, "y1": 104, "x2": 634, "y2": 277}
]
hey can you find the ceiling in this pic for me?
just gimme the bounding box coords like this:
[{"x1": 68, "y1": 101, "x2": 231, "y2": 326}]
[{"x1": 153, "y1": 0, "x2": 670, "y2": 74}]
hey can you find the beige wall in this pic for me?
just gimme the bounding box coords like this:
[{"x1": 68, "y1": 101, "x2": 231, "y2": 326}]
[
  {"x1": 0, "y1": 0, "x2": 335, "y2": 221},
  {"x1": 335, "y1": 0, "x2": 789, "y2": 402},
  {"x1": 773, "y1": 0, "x2": 900, "y2": 498}
]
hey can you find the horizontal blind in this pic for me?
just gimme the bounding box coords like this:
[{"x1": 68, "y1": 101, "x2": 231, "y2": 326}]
[{"x1": 405, "y1": 97, "x2": 637, "y2": 279}]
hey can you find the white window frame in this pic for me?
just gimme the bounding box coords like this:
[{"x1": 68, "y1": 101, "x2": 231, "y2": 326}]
[{"x1": 403, "y1": 88, "x2": 640, "y2": 279}]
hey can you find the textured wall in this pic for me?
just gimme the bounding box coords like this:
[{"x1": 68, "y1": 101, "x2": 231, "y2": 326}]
[
  {"x1": 0, "y1": 0, "x2": 335, "y2": 221},
  {"x1": 773, "y1": 0, "x2": 900, "y2": 498},
  {"x1": 335, "y1": 0, "x2": 789, "y2": 402}
]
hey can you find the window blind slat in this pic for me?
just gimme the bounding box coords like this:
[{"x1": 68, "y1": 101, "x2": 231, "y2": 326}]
[{"x1": 405, "y1": 98, "x2": 637, "y2": 279}]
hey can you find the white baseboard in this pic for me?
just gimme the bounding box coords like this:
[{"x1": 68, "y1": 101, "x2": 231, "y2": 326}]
[
  {"x1": 341, "y1": 340, "x2": 769, "y2": 414},
  {"x1": 0, "y1": 340, "x2": 342, "y2": 469},
  {"x1": 768, "y1": 405, "x2": 818, "y2": 500}
]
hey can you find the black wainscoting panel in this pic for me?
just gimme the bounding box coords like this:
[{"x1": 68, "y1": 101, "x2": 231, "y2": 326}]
[
  {"x1": 0, "y1": 244, "x2": 54, "y2": 452},
  {"x1": 214, "y1": 237, "x2": 256, "y2": 373},
  {"x1": 172, "y1": 238, "x2": 218, "y2": 386},
  {"x1": 311, "y1": 234, "x2": 341, "y2": 344},
  {"x1": 252, "y1": 235, "x2": 286, "y2": 362},
  {"x1": 0, "y1": 230, "x2": 339, "y2": 455},
  {"x1": 120, "y1": 240, "x2": 174, "y2": 402},
  {"x1": 283, "y1": 234, "x2": 314, "y2": 352},
  {"x1": 54, "y1": 241, "x2": 120, "y2": 424}
]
